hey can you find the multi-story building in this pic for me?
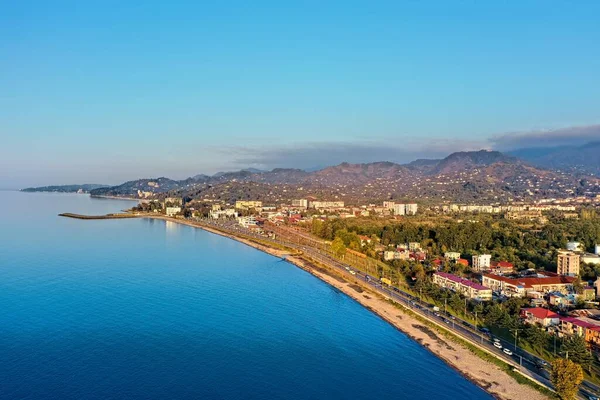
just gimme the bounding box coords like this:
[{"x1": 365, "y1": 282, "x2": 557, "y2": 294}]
[
  {"x1": 482, "y1": 273, "x2": 576, "y2": 297},
  {"x1": 383, "y1": 251, "x2": 410, "y2": 261},
  {"x1": 405, "y1": 204, "x2": 418, "y2": 215},
  {"x1": 291, "y1": 199, "x2": 308, "y2": 209},
  {"x1": 383, "y1": 201, "x2": 395, "y2": 210},
  {"x1": 472, "y1": 254, "x2": 492, "y2": 272},
  {"x1": 235, "y1": 200, "x2": 263, "y2": 210},
  {"x1": 444, "y1": 252, "x2": 461, "y2": 261},
  {"x1": 209, "y1": 208, "x2": 238, "y2": 219},
  {"x1": 557, "y1": 251, "x2": 580, "y2": 276},
  {"x1": 392, "y1": 203, "x2": 405, "y2": 216},
  {"x1": 164, "y1": 197, "x2": 183, "y2": 205},
  {"x1": 432, "y1": 272, "x2": 492, "y2": 300},
  {"x1": 237, "y1": 216, "x2": 257, "y2": 228},
  {"x1": 165, "y1": 206, "x2": 181, "y2": 217},
  {"x1": 309, "y1": 201, "x2": 345, "y2": 209}
]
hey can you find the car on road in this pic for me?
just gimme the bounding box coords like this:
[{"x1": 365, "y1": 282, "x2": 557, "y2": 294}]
[
  {"x1": 493, "y1": 342, "x2": 503, "y2": 349},
  {"x1": 434, "y1": 312, "x2": 441, "y2": 317},
  {"x1": 503, "y1": 348, "x2": 513, "y2": 356},
  {"x1": 345, "y1": 266, "x2": 350, "y2": 271},
  {"x1": 349, "y1": 270, "x2": 356, "y2": 275},
  {"x1": 493, "y1": 338, "x2": 501, "y2": 344}
]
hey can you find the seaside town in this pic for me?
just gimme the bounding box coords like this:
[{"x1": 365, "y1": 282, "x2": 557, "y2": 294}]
[{"x1": 133, "y1": 194, "x2": 600, "y2": 363}]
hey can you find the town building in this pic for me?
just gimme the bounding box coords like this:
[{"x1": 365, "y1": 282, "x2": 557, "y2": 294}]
[
  {"x1": 237, "y1": 216, "x2": 257, "y2": 228},
  {"x1": 405, "y1": 204, "x2": 418, "y2": 215},
  {"x1": 164, "y1": 197, "x2": 183, "y2": 205},
  {"x1": 520, "y1": 308, "x2": 560, "y2": 327},
  {"x1": 559, "y1": 317, "x2": 600, "y2": 349},
  {"x1": 490, "y1": 261, "x2": 514, "y2": 275},
  {"x1": 444, "y1": 252, "x2": 461, "y2": 261},
  {"x1": 432, "y1": 272, "x2": 492, "y2": 300},
  {"x1": 165, "y1": 207, "x2": 181, "y2": 217},
  {"x1": 566, "y1": 241, "x2": 583, "y2": 252},
  {"x1": 482, "y1": 273, "x2": 576, "y2": 297},
  {"x1": 472, "y1": 254, "x2": 492, "y2": 272},
  {"x1": 235, "y1": 200, "x2": 263, "y2": 210},
  {"x1": 309, "y1": 201, "x2": 345, "y2": 209},
  {"x1": 392, "y1": 203, "x2": 405, "y2": 216},
  {"x1": 209, "y1": 208, "x2": 238, "y2": 219},
  {"x1": 557, "y1": 251, "x2": 580, "y2": 276},
  {"x1": 383, "y1": 250, "x2": 410, "y2": 261},
  {"x1": 581, "y1": 253, "x2": 600, "y2": 266},
  {"x1": 291, "y1": 199, "x2": 308, "y2": 209},
  {"x1": 408, "y1": 242, "x2": 421, "y2": 251}
]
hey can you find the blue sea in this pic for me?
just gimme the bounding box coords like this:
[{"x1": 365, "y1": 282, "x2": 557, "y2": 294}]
[{"x1": 0, "y1": 191, "x2": 490, "y2": 399}]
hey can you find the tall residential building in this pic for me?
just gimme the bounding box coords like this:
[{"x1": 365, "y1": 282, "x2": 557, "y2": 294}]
[
  {"x1": 557, "y1": 251, "x2": 580, "y2": 276},
  {"x1": 472, "y1": 254, "x2": 492, "y2": 272},
  {"x1": 291, "y1": 199, "x2": 308, "y2": 209},
  {"x1": 383, "y1": 201, "x2": 395, "y2": 210},
  {"x1": 405, "y1": 203, "x2": 418, "y2": 215},
  {"x1": 392, "y1": 204, "x2": 405, "y2": 216}
]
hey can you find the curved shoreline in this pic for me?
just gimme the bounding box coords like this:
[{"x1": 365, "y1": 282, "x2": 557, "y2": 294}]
[{"x1": 140, "y1": 216, "x2": 549, "y2": 400}]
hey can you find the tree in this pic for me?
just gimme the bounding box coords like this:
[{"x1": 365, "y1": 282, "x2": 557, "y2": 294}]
[
  {"x1": 561, "y1": 335, "x2": 593, "y2": 371},
  {"x1": 550, "y1": 358, "x2": 583, "y2": 400},
  {"x1": 331, "y1": 237, "x2": 347, "y2": 258},
  {"x1": 523, "y1": 325, "x2": 549, "y2": 351}
]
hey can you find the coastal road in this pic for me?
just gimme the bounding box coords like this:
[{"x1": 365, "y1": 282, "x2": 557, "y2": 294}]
[{"x1": 190, "y1": 217, "x2": 599, "y2": 399}]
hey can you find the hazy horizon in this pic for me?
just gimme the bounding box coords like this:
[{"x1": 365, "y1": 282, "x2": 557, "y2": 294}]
[{"x1": 2, "y1": 1, "x2": 599, "y2": 188}]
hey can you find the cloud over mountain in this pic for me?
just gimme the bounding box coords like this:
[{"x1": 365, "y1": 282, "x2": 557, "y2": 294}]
[{"x1": 490, "y1": 124, "x2": 600, "y2": 150}]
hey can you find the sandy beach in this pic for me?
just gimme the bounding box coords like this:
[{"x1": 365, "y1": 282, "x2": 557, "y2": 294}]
[{"x1": 143, "y1": 216, "x2": 550, "y2": 400}]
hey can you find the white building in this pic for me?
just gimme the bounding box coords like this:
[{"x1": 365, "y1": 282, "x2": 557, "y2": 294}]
[
  {"x1": 566, "y1": 241, "x2": 583, "y2": 252},
  {"x1": 291, "y1": 199, "x2": 308, "y2": 209},
  {"x1": 595, "y1": 244, "x2": 600, "y2": 255},
  {"x1": 444, "y1": 252, "x2": 461, "y2": 261},
  {"x1": 383, "y1": 201, "x2": 395, "y2": 210},
  {"x1": 405, "y1": 203, "x2": 418, "y2": 215},
  {"x1": 309, "y1": 201, "x2": 344, "y2": 209},
  {"x1": 392, "y1": 204, "x2": 405, "y2": 216},
  {"x1": 472, "y1": 254, "x2": 492, "y2": 272},
  {"x1": 165, "y1": 207, "x2": 181, "y2": 217},
  {"x1": 237, "y1": 216, "x2": 257, "y2": 228},
  {"x1": 209, "y1": 208, "x2": 238, "y2": 219}
]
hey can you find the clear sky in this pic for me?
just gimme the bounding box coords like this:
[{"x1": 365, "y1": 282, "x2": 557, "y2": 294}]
[{"x1": 1, "y1": 1, "x2": 599, "y2": 188}]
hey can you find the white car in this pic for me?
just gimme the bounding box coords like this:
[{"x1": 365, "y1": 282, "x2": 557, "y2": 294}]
[
  {"x1": 349, "y1": 270, "x2": 356, "y2": 275},
  {"x1": 493, "y1": 342, "x2": 503, "y2": 349},
  {"x1": 503, "y1": 348, "x2": 513, "y2": 356}
]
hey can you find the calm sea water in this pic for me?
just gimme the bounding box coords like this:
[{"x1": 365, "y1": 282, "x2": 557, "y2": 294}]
[{"x1": 0, "y1": 191, "x2": 490, "y2": 399}]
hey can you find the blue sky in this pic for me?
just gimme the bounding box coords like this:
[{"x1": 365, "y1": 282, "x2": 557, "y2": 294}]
[{"x1": 1, "y1": 1, "x2": 599, "y2": 187}]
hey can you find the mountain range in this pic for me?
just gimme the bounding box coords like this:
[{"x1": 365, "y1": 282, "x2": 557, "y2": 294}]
[{"x1": 77, "y1": 147, "x2": 600, "y2": 204}]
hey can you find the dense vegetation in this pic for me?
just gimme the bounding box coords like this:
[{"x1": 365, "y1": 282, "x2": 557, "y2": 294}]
[{"x1": 309, "y1": 211, "x2": 600, "y2": 279}]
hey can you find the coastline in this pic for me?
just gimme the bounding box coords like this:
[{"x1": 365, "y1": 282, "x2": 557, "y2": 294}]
[{"x1": 143, "y1": 216, "x2": 549, "y2": 400}]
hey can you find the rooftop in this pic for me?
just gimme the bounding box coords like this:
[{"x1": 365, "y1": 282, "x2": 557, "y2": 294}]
[
  {"x1": 522, "y1": 307, "x2": 559, "y2": 319},
  {"x1": 434, "y1": 272, "x2": 489, "y2": 291},
  {"x1": 483, "y1": 273, "x2": 576, "y2": 289}
]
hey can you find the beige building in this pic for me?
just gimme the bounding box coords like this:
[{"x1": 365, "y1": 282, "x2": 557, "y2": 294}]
[
  {"x1": 165, "y1": 206, "x2": 181, "y2": 217},
  {"x1": 557, "y1": 251, "x2": 580, "y2": 276},
  {"x1": 235, "y1": 200, "x2": 263, "y2": 210},
  {"x1": 433, "y1": 272, "x2": 492, "y2": 301}
]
